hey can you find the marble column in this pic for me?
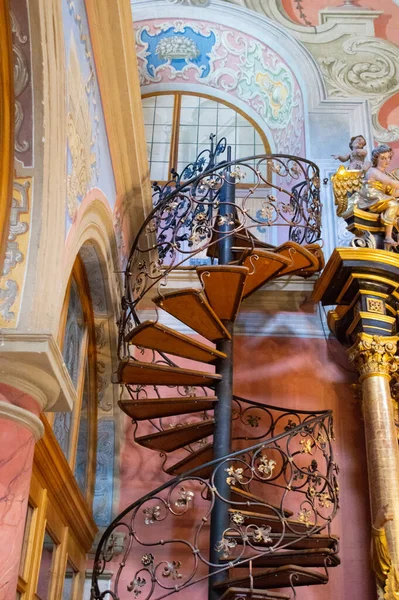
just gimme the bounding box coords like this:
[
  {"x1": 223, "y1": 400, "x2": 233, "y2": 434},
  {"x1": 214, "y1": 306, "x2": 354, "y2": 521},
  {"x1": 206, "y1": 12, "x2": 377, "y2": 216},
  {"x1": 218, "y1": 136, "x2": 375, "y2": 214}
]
[
  {"x1": 349, "y1": 334, "x2": 399, "y2": 569},
  {"x1": 0, "y1": 383, "x2": 44, "y2": 599}
]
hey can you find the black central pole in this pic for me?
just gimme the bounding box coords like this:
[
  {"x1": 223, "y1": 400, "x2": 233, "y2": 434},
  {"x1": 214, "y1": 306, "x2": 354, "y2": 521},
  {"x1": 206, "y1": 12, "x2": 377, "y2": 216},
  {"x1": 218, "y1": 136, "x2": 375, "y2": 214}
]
[{"x1": 208, "y1": 148, "x2": 235, "y2": 600}]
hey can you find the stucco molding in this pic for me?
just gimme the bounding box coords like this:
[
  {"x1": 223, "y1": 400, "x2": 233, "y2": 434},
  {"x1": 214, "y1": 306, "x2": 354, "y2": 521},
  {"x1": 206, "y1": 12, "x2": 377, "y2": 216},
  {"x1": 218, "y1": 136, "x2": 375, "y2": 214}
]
[
  {"x1": 220, "y1": 0, "x2": 382, "y2": 41},
  {"x1": 0, "y1": 332, "x2": 76, "y2": 412},
  {"x1": 0, "y1": 400, "x2": 44, "y2": 440}
]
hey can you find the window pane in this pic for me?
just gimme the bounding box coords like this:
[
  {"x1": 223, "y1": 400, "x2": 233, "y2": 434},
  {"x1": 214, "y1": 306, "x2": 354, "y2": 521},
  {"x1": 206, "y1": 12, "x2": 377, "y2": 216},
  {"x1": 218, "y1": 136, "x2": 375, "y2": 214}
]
[
  {"x1": 62, "y1": 561, "x2": 78, "y2": 600},
  {"x1": 181, "y1": 95, "x2": 199, "y2": 108},
  {"x1": 74, "y1": 361, "x2": 89, "y2": 496},
  {"x1": 36, "y1": 532, "x2": 57, "y2": 600},
  {"x1": 154, "y1": 94, "x2": 175, "y2": 107},
  {"x1": 19, "y1": 504, "x2": 34, "y2": 576}
]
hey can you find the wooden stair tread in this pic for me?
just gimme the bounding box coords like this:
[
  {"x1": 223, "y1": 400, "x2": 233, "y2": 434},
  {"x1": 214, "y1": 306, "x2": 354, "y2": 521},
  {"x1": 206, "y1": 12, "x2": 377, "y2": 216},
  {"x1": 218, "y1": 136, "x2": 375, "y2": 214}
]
[
  {"x1": 214, "y1": 564, "x2": 329, "y2": 590},
  {"x1": 299, "y1": 243, "x2": 324, "y2": 276},
  {"x1": 165, "y1": 444, "x2": 214, "y2": 477},
  {"x1": 117, "y1": 360, "x2": 222, "y2": 387},
  {"x1": 196, "y1": 265, "x2": 248, "y2": 321},
  {"x1": 254, "y1": 550, "x2": 340, "y2": 569},
  {"x1": 154, "y1": 289, "x2": 231, "y2": 342},
  {"x1": 230, "y1": 487, "x2": 293, "y2": 518},
  {"x1": 125, "y1": 321, "x2": 227, "y2": 363},
  {"x1": 275, "y1": 242, "x2": 318, "y2": 276},
  {"x1": 241, "y1": 250, "x2": 291, "y2": 298},
  {"x1": 119, "y1": 397, "x2": 217, "y2": 421},
  {"x1": 207, "y1": 230, "x2": 274, "y2": 259},
  {"x1": 220, "y1": 588, "x2": 290, "y2": 600},
  {"x1": 136, "y1": 420, "x2": 215, "y2": 452},
  {"x1": 226, "y1": 530, "x2": 339, "y2": 551},
  {"x1": 222, "y1": 548, "x2": 340, "y2": 569},
  {"x1": 228, "y1": 508, "x2": 309, "y2": 533}
]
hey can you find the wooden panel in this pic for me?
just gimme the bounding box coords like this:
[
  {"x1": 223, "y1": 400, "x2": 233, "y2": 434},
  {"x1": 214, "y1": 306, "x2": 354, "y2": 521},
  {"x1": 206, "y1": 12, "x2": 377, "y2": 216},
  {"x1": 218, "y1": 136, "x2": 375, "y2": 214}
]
[
  {"x1": 136, "y1": 420, "x2": 215, "y2": 452},
  {"x1": 241, "y1": 251, "x2": 291, "y2": 298},
  {"x1": 125, "y1": 321, "x2": 226, "y2": 363},
  {"x1": 119, "y1": 396, "x2": 217, "y2": 421},
  {"x1": 118, "y1": 360, "x2": 222, "y2": 386},
  {"x1": 165, "y1": 444, "x2": 214, "y2": 477},
  {"x1": 214, "y1": 565, "x2": 328, "y2": 590},
  {"x1": 197, "y1": 265, "x2": 248, "y2": 321},
  {"x1": 0, "y1": 2, "x2": 14, "y2": 270},
  {"x1": 154, "y1": 289, "x2": 231, "y2": 341},
  {"x1": 275, "y1": 242, "x2": 318, "y2": 276}
]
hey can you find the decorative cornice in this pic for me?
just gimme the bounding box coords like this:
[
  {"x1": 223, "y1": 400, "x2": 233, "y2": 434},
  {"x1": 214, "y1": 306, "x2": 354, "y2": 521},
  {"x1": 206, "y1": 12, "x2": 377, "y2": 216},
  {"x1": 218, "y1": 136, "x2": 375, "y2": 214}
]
[
  {"x1": 0, "y1": 332, "x2": 76, "y2": 411},
  {"x1": 348, "y1": 334, "x2": 399, "y2": 380},
  {"x1": 0, "y1": 400, "x2": 44, "y2": 440}
]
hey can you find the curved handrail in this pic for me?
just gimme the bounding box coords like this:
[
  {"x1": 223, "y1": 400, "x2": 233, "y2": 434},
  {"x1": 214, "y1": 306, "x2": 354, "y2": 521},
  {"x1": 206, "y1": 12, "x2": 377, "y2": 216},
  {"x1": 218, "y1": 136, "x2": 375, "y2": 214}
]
[{"x1": 91, "y1": 410, "x2": 338, "y2": 600}]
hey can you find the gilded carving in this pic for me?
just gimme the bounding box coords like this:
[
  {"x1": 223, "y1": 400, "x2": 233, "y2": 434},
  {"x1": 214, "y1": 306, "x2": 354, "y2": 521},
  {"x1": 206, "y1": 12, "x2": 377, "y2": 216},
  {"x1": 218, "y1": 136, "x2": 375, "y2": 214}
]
[
  {"x1": 367, "y1": 298, "x2": 385, "y2": 315},
  {"x1": 0, "y1": 177, "x2": 31, "y2": 327},
  {"x1": 348, "y1": 334, "x2": 399, "y2": 378}
]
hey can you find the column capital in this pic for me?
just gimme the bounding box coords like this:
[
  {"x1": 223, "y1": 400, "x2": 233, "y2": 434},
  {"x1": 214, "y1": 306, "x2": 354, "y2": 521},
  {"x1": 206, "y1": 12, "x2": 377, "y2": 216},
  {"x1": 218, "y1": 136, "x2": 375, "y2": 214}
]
[{"x1": 348, "y1": 334, "x2": 399, "y2": 380}]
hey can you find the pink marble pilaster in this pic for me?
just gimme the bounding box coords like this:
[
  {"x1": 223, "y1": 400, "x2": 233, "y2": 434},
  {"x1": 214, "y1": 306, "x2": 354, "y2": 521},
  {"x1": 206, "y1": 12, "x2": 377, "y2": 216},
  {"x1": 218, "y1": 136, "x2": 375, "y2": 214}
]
[{"x1": 0, "y1": 383, "x2": 43, "y2": 599}]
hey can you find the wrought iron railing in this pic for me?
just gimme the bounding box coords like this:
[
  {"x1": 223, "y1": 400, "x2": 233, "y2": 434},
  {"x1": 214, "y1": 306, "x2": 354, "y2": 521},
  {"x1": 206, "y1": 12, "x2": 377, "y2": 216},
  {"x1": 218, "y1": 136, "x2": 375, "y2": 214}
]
[
  {"x1": 91, "y1": 410, "x2": 338, "y2": 600},
  {"x1": 119, "y1": 136, "x2": 321, "y2": 359}
]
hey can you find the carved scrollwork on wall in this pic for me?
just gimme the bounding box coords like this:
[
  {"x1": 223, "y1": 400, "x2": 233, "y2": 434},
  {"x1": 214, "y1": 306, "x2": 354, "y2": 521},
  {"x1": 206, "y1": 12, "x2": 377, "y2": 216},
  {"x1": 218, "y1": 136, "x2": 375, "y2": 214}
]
[
  {"x1": 319, "y1": 37, "x2": 399, "y2": 143},
  {"x1": 10, "y1": 6, "x2": 33, "y2": 166},
  {"x1": 0, "y1": 177, "x2": 31, "y2": 326}
]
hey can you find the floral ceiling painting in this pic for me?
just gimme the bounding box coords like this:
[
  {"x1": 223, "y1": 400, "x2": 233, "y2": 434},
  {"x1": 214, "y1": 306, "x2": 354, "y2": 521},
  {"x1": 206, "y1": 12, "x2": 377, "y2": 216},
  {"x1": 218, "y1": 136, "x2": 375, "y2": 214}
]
[{"x1": 136, "y1": 19, "x2": 306, "y2": 156}]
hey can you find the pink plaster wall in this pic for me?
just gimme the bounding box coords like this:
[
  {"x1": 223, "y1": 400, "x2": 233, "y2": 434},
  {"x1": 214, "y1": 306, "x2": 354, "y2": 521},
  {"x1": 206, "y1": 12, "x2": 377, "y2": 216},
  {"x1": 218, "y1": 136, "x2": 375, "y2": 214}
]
[{"x1": 114, "y1": 334, "x2": 374, "y2": 599}]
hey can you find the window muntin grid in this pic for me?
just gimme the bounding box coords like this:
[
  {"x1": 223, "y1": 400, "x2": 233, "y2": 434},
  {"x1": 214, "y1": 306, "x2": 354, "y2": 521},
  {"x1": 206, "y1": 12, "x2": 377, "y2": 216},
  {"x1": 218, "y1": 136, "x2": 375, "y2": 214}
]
[{"x1": 142, "y1": 93, "x2": 269, "y2": 184}]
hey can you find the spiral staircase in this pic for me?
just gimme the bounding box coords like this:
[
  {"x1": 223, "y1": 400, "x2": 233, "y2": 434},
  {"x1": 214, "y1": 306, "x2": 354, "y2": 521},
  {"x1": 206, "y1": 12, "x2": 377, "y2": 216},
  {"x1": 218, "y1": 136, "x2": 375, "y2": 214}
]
[{"x1": 91, "y1": 142, "x2": 339, "y2": 600}]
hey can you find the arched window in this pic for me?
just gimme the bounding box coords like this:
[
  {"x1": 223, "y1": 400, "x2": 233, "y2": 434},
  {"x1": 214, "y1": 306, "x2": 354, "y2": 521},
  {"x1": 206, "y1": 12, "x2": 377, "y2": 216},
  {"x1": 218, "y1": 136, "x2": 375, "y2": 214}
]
[
  {"x1": 52, "y1": 256, "x2": 97, "y2": 503},
  {"x1": 142, "y1": 92, "x2": 270, "y2": 183}
]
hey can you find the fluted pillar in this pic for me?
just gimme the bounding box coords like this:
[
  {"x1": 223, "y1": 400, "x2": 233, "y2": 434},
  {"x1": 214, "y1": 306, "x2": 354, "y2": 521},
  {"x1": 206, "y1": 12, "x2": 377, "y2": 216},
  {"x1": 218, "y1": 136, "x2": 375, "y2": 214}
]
[
  {"x1": 0, "y1": 383, "x2": 44, "y2": 598},
  {"x1": 349, "y1": 334, "x2": 399, "y2": 568}
]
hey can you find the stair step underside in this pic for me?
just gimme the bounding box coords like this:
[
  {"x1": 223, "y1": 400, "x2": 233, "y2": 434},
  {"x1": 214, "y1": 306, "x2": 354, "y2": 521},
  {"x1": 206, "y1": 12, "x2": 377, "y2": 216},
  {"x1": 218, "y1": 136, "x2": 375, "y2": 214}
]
[
  {"x1": 222, "y1": 548, "x2": 340, "y2": 569},
  {"x1": 230, "y1": 487, "x2": 293, "y2": 518},
  {"x1": 241, "y1": 251, "x2": 291, "y2": 298},
  {"x1": 196, "y1": 265, "x2": 249, "y2": 321},
  {"x1": 207, "y1": 230, "x2": 274, "y2": 259},
  {"x1": 220, "y1": 589, "x2": 290, "y2": 600},
  {"x1": 228, "y1": 508, "x2": 310, "y2": 534},
  {"x1": 154, "y1": 289, "x2": 231, "y2": 342},
  {"x1": 165, "y1": 443, "x2": 214, "y2": 478},
  {"x1": 125, "y1": 321, "x2": 227, "y2": 363},
  {"x1": 214, "y1": 565, "x2": 328, "y2": 591},
  {"x1": 275, "y1": 242, "x2": 319, "y2": 276},
  {"x1": 135, "y1": 420, "x2": 215, "y2": 452},
  {"x1": 117, "y1": 360, "x2": 222, "y2": 387},
  {"x1": 226, "y1": 531, "x2": 339, "y2": 551},
  {"x1": 119, "y1": 397, "x2": 218, "y2": 421}
]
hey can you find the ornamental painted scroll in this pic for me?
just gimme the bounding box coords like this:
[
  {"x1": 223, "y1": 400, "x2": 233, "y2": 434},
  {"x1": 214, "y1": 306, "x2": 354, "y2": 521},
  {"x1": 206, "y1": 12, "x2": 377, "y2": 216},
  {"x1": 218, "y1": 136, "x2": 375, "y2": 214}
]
[{"x1": 332, "y1": 141, "x2": 399, "y2": 251}]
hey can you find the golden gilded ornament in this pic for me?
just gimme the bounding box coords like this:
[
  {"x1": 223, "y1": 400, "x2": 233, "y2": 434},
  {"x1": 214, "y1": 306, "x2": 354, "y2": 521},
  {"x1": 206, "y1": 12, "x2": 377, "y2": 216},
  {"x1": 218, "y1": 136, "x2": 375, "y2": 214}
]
[
  {"x1": 331, "y1": 165, "x2": 362, "y2": 216},
  {"x1": 348, "y1": 334, "x2": 399, "y2": 378}
]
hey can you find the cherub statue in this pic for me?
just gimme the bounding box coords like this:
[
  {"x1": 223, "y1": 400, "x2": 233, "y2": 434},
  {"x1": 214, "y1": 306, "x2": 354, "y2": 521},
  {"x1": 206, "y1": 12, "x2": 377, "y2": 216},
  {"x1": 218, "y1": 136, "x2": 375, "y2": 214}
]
[
  {"x1": 356, "y1": 145, "x2": 399, "y2": 247},
  {"x1": 371, "y1": 504, "x2": 399, "y2": 599},
  {"x1": 332, "y1": 134, "x2": 370, "y2": 171},
  {"x1": 332, "y1": 143, "x2": 399, "y2": 249}
]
